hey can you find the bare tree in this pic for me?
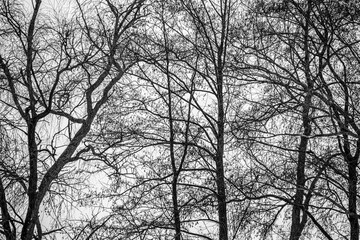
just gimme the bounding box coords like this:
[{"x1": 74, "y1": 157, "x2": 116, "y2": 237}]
[
  {"x1": 0, "y1": 0, "x2": 145, "y2": 239},
  {"x1": 231, "y1": 0, "x2": 360, "y2": 239}
]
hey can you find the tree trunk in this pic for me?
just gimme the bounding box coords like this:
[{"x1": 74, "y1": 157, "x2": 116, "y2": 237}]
[
  {"x1": 21, "y1": 122, "x2": 39, "y2": 240},
  {"x1": 216, "y1": 74, "x2": 228, "y2": 240},
  {"x1": 168, "y1": 69, "x2": 182, "y2": 240},
  {"x1": 172, "y1": 173, "x2": 182, "y2": 240},
  {"x1": 289, "y1": 1, "x2": 313, "y2": 239},
  {"x1": 0, "y1": 177, "x2": 15, "y2": 240},
  {"x1": 216, "y1": 152, "x2": 228, "y2": 240}
]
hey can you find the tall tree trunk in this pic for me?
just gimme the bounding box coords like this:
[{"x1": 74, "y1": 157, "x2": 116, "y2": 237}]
[
  {"x1": 162, "y1": 8, "x2": 182, "y2": 237},
  {"x1": 216, "y1": 70, "x2": 228, "y2": 240},
  {"x1": 167, "y1": 62, "x2": 182, "y2": 240},
  {"x1": 289, "y1": 107, "x2": 311, "y2": 240},
  {"x1": 216, "y1": 1, "x2": 229, "y2": 238},
  {"x1": 289, "y1": 1, "x2": 313, "y2": 239},
  {"x1": 339, "y1": 36, "x2": 359, "y2": 240}
]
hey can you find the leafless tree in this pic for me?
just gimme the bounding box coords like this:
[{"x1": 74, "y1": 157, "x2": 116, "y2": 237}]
[{"x1": 0, "y1": 0, "x2": 146, "y2": 239}]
